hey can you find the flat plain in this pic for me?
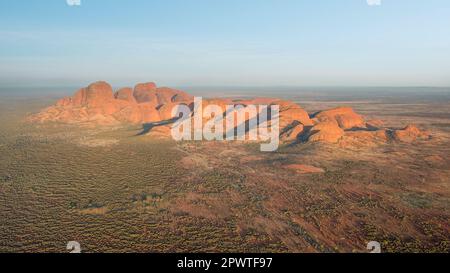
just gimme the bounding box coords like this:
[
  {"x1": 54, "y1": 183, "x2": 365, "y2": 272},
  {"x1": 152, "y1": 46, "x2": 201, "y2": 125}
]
[{"x1": 0, "y1": 89, "x2": 449, "y2": 253}]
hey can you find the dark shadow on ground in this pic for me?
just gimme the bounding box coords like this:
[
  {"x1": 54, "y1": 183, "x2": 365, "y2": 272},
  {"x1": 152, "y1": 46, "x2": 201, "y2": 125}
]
[{"x1": 136, "y1": 117, "x2": 179, "y2": 136}]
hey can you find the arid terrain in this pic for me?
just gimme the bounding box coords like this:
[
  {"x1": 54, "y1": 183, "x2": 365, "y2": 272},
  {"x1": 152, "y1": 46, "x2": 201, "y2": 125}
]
[{"x1": 0, "y1": 86, "x2": 449, "y2": 253}]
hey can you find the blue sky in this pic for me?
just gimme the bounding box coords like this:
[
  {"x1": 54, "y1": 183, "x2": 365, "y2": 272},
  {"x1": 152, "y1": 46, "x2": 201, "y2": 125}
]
[{"x1": 0, "y1": 0, "x2": 449, "y2": 87}]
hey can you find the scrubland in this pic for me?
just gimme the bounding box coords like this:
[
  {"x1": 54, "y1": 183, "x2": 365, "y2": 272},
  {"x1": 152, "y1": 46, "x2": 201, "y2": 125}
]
[{"x1": 0, "y1": 95, "x2": 449, "y2": 253}]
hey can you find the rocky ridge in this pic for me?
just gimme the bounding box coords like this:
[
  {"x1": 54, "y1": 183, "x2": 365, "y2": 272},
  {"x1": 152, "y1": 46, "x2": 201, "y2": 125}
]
[{"x1": 29, "y1": 81, "x2": 431, "y2": 145}]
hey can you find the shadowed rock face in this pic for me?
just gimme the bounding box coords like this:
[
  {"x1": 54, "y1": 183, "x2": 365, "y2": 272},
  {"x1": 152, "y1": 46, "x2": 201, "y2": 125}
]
[
  {"x1": 114, "y1": 87, "x2": 136, "y2": 104},
  {"x1": 304, "y1": 106, "x2": 432, "y2": 145},
  {"x1": 393, "y1": 125, "x2": 431, "y2": 143},
  {"x1": 29, "y1": 81, "x2": 431, "y2": 146},
  {"x1": 308, "y1": 121, "x2": 345, "y2": 143},
  {"x1": 280, "y1": 122, "x2": 304, "y2": 142},
  {"x1": 133, "y1": 82, "x2": 157, "y2": 103}
]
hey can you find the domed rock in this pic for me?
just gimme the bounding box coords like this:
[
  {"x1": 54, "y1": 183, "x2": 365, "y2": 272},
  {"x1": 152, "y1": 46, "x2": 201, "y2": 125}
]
[
  {"x1": 139, "y1": 102, "x2": 161, "y2": 123},
  {"x1": 272, "y1": 100, "x2": 314, "y2": 128},
  {"x1": 85, "y1": 81, "x2": 114, "y2": 107},
  {"x1": 315, "y1": 107, "x2": 365, "y2": 130},
  {"x1": 308, "y1": 121, "x2": 344, "y2": 143},
  {"x1": 29, "y1": 81, "x2": 432, "y2": 147},
  {"x1": 155, "y1": 87, "x2": 193, "y2": 105},
  {"x1": 133, "y1": 82, "x2": 157, "y2": 103},
  {"x1": 114, "y1": 87, "x2": 136, "y2": 104},
  {"x1": 393, "y1": 124, "x2": 430, "y2": 143}
]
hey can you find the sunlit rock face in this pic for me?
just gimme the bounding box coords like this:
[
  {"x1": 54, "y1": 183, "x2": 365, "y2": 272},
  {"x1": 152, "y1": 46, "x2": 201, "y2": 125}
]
[{"x1": 29, "y1": 81, "x2": 432, "y2": 146}]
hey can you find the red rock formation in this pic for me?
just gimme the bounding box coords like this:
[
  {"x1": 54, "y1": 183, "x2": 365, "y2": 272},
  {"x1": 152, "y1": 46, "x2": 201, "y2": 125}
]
[
  {"x1": 114, "y1": 87, "x2": 136, "y2": 104},
  {"x1": 29, "y1": 81, "x2": 431, "y2": 147},
  {"x1": 158, "y1": 102, "x2": 183, "y2": 121},
  {"x1": 85, "y1": 81, "x2": 115, "y2": 106},
  {"x1": 280, "y1": 122, "x2": 304, "y2": 142},
  {"x1": 133, "y1": 82, "x2": 157, "y2": 103},
  {"x1": 308, "y1": 121, "x2": 345, "y2": 143},
  {"x1": 155, "y1": 87, "x2": 193, "y2": 104},
  {"x1": 314, "y1": 107, "x2": 365, "y2": 130},
  {"x1": 276, "y1": 100, "x2": 314, "y2": 128},
  {"x1": 200, "y1": 98, "x2": 312, "y2": 141},
  {"x1": 393, "y1": 124, "x2": 431, "y2": 143},
  {"x1": 29, "y1": 81, "x2": 195, "y2": 125}
]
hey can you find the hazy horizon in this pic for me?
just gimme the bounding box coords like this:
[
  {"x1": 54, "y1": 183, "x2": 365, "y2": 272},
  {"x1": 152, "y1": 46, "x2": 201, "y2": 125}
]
[{"x1": 1, "y1": 85, "x2": 449, "y2": 104}]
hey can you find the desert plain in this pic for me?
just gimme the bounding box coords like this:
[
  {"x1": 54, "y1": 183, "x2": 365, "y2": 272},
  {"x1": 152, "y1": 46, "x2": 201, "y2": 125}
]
[{"x1": 0, "y1": 85, "x2": 449, "y2": 253}]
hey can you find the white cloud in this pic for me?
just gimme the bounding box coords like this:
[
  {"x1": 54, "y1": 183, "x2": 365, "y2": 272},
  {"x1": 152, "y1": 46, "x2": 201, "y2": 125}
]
[
  {"x1": 367, "y1": 0, "x2": 381, "y2": 6},
  {"x1": 66, "y1": 0, "x2": 81, "y2": 6}
]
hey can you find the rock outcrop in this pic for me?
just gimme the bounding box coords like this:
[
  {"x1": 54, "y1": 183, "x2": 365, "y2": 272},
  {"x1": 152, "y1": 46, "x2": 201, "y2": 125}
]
[
  {"x1": 280, "y1": 121, "x2": 304, "y2": 142},
  {"x1": 304, "y1": 106, "x2": 431, "y2": 145},
  {"x1": 29, "y1": 81, "x2": 194, "y2": 125},
  {"x1": 313, "y1": 107, "x2": 365, "y2": 130},
  {"x1": 133, "y1": 82, "x2": 157, "y2": 103},
  {"x1": 308, "y1": 121, "x2": 345, "y2": 143},
  {"x1": 29, "y1": 81, "x2": 432, "y2": 146},
  {"x1": 114, "y1": 87, "x2": 136, "y2": 103},
  {"x1": 393, "y1": 125, "x2": 431, "y2": 143}
]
